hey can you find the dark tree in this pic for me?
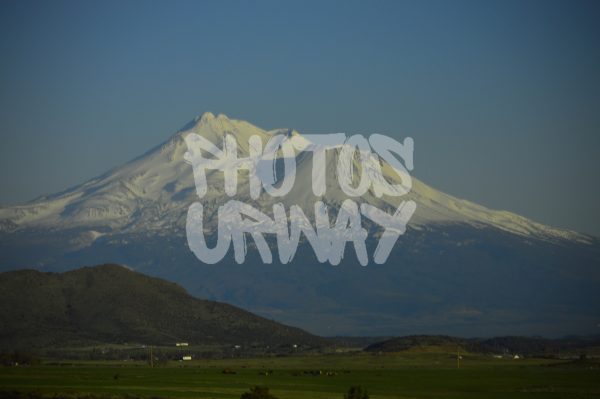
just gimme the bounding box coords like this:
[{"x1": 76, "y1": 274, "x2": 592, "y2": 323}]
[
  {"x1": 240, "y1": 386, "x2": 278, "y2": 399},
  {"x1": 344, "y1": 385, "x2": 369, "y2": 399}
]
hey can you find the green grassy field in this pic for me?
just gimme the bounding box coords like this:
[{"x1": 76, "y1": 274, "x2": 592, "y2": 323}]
[{"x1": 1, "y1": 351, "x2": 599, "y2": 399}]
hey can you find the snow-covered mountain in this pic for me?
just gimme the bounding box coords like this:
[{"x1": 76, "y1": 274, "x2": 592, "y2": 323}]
[
  {"x1": 0, "y1": 112, "x2": 590, "y2": 243},
  {"x1": 1, "y1": 112, "x2": 598, "y2": 336}
]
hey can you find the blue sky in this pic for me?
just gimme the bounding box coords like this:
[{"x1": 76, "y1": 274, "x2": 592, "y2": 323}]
[{"x1": 0, "y1": 0, "x2": 599, "y2": 235}]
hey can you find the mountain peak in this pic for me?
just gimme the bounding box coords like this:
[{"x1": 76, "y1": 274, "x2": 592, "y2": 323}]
[
  {"x1": 195, "y1": 111, "x2": 233, "y2": 125},
  {"x1": 196, "y1": 111, "x2": 215, "y2": 123},
  {"x1": 191, "y1": 112, "x2": 240, "y2": 134},
  {"x1": 182, "y1": 112, "x2": 271, "y2": 146}
]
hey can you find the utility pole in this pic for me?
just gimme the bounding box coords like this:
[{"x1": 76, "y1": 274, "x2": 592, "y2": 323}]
[
  {"x1": 149, "y1": 346, "x2": 154, "y2": 368},
  {"x1": 457, "y1": 347, "x2": 460, "y2": 369}
]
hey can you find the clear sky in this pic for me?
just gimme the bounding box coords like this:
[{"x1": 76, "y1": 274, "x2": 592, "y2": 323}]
[{"x1": 0, "y1": 0, "x2": 599, "y2": 235}]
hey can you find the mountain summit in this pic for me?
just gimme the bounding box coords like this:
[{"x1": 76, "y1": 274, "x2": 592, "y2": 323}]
[{"x1": 0, "y1": 113, "x2": 598, "y2": 336}]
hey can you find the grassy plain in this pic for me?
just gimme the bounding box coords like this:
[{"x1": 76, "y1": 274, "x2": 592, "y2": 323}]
[{"x1": 1, "y1": 351, "x2": 599, "y2": 399}]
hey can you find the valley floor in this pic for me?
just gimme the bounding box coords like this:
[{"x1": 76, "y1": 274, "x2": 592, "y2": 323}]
[{"x1": 1, "y1": 353, "x2": 599, "y2": 399}]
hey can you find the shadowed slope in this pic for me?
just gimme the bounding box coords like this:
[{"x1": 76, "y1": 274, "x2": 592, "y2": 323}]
[{"x1": 0, "y1": 264, "x2": 326, "y2": 349}]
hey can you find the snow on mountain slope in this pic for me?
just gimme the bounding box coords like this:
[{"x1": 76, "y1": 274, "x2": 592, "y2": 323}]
[{"x1": 0, "y1": 112, "x2": 591, "y2": 246}]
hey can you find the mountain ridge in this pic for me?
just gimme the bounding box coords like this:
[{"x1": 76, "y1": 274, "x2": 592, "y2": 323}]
[{"x1": 0, "y1": 263, "x2": 327, "y2": 350}]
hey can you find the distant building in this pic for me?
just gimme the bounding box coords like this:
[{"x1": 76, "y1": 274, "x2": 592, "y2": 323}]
[
  {"x1": 176, "y1": 342, "x2": 189, "y2": 347},
  {"x1": 182, "y1": 355, "x2": 192, "y2": 361}
]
